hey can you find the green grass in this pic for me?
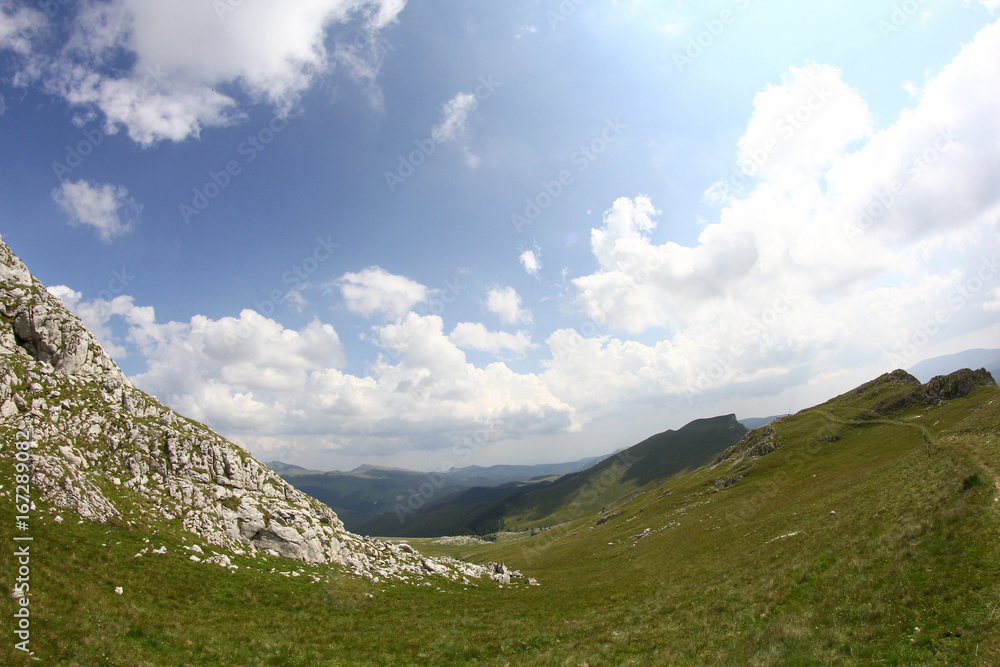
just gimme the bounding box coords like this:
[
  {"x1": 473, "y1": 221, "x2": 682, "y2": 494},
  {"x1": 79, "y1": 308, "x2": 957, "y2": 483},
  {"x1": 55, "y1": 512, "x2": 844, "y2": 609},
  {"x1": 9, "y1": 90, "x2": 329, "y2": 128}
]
[{"x1": 2, "y1": 381, "x2": 999, "y2": 665}]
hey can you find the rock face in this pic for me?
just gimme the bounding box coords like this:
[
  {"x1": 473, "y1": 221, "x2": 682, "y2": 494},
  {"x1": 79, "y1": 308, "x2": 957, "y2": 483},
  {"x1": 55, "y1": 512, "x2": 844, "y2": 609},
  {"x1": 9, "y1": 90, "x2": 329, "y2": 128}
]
[
  {"x1": 713, "y1": 425, "x2": 781, "y2": 466},
  {"x1": 0, "y1": 235, "x2": 506, "y2": 584},
  {"x1": 924, "y1": 368, "x2": 997, "y2": 403}
]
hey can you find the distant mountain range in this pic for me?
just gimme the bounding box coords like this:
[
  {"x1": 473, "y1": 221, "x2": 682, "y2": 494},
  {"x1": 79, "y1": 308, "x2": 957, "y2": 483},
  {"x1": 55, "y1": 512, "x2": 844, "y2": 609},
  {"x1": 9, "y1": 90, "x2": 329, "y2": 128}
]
[
  {"x1": 266, "y1": 455, "x2": 605, "y2": 531},
  {"x1": 348, "y1": 414, "x2": 748, "y2": 537},
  {"x1": 270, "y1": 414, "x2": 798, "y2": 536},
  {"x1": 739, "y1": 415, "x2": 787, "y2": 430},
  {"x1": 909, "y1": 348, "x2": 1000, "y2": 383}
]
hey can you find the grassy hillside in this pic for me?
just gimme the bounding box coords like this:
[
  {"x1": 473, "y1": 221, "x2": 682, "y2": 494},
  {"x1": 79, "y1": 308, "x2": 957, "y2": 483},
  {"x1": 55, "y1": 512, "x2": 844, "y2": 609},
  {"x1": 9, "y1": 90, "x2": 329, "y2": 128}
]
[
  {"x1": 500, "y1": 413, "x2": 748, "y2": 531},
  {"x1": 355, "y1": 413, "x2": 747, "y2": 538},
  {"x1": 3, "y1": 370, "x2": 999, "y2": 664}
]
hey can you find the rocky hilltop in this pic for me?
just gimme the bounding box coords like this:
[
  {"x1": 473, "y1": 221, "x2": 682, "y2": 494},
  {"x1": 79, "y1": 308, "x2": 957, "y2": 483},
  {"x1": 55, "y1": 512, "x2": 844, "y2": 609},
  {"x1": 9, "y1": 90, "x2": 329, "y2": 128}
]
[{"x1": 0, "y1": 236, "x2": 516, "y2": 585}]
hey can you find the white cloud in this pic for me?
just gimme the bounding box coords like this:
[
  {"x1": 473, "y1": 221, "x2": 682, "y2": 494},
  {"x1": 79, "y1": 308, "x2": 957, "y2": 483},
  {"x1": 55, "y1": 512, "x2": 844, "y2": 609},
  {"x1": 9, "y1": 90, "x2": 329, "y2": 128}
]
[
  {"x1": 967, "y1": 0, "x2": 1000, "y2": 11},
  {"x1": 431, "y1": 92, "x2": 478, "y2": 143},
  {"x1": 560, "y1": 20, "x2": 1000, "y2": 414},
  {"x1": 736, "y1": 63, "x2": 873, "y2": 183},
  {"x1": 486, "y1": 286, "x2": 532, "y2": 325},
  {"x1": 449, "y1": 322, "x2": 535, "y2": 357},
  {"x1": 337, "y1": 266, "x2": 428, "y2": 319},
  {"x1": 985, "y1": 287, "x2": 1000, "y2": 312},
  {"x1": 431, "y1": 91, "x2": 481, "y2": 167},
  {"x1": 4, "y1": 0, "x2": 407, "y2": 145},
  {"x1": 52, "y1": 289, "x2": 577, "y2": 457},
  {"x1": 0, "y1": 5, "x2": 44, "y2": 55},
  {"x1": 519, "y1": 249, "x2": 541, "y2": 276},
  {"x1": 52, "y1": 180, "x2": 140, "y2": 243}
]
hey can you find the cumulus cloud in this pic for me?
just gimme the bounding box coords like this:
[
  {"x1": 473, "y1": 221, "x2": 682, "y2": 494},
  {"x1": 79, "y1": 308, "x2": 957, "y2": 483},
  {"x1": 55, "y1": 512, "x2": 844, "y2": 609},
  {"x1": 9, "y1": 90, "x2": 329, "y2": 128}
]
[
  {"x1": 337, "y1": 266, "x2": 428, "y2": 319},
  {"x1": 52, "y1": 180, "x2": 140, "y2": 243},
  {"x1": 51, "y1": 289, "x2": 576, "y2": 457},
  {"x1": 735, "y1": 63, "x2": 872, "y2": 183},
  {"x1": 519, "y1": 249, "x2": 541, "y2": 276},
  {"x1": 3, "y1": 0, "x2": 407, "y2": 145},
  {"x1": 486, "y1": 286, "x2": 532, "y2": 325},
  {"x1": 560, "y1": 19, "x2": 1000, "y2": 414},
  {"x1": 449, "y1": 322, "x2": 535, "y2": 356}
]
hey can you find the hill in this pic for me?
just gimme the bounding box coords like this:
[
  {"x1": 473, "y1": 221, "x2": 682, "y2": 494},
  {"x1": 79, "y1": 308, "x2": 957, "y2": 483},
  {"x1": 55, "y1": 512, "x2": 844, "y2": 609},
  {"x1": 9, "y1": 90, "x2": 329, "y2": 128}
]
[
  {"x1": 362, "y1": 414, "x2": 748, "y2": 537},
  {"x1": 499, "y1": 413, "x2": 748, "y2": 530}
]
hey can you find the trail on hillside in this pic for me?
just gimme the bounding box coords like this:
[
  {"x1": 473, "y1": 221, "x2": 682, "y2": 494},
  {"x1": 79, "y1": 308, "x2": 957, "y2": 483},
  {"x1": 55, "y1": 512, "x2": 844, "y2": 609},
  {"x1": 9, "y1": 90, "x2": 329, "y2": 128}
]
[{"x1": 809, "y1": 409, "x2": 933, "y2": 444}]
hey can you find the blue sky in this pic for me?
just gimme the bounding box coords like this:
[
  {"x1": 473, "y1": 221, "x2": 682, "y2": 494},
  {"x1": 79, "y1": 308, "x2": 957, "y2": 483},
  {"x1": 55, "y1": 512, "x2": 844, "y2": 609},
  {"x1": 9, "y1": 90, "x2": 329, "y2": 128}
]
[{"x1": 2, "y1": 0, "x2": 999, "y2": 471}]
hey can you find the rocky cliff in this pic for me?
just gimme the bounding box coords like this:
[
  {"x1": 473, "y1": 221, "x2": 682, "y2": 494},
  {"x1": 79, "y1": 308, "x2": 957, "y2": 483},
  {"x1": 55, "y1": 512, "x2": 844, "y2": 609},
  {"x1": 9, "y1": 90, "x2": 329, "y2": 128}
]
[{"x1": 0, "y1": 236, "x2": 512, "y2": 585}]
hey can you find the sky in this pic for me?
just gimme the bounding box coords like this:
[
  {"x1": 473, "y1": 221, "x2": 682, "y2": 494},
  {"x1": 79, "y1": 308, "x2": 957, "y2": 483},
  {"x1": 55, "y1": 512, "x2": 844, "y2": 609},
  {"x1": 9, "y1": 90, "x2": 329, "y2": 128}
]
[{"x1": 1, "y1": 0, "x2": 999, "y2": 472}]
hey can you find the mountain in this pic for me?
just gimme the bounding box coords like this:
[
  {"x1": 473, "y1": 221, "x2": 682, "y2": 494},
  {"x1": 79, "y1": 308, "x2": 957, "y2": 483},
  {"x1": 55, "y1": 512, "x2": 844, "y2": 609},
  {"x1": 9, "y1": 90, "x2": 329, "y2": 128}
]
[
  {"x1": 499, "y1": 413, "x2": 749, "y2": 529},
  {"x1": 268, "y1": 455, "x2": 606, "y2": 532},
  {"x1": 359, "y1": 414, "x2": 748, "y2": 537},
  {"x1": 909, "y1": 348, "x2": 1000, "y2": 383},
  {"x1": 0, "y1": 236, "x2": 508, "y2": 587},
  {"x1": 443, "y1": 456, "x2": 607, "y2": 486},
  {"x1": 264, "y1": 460, "x2": 312, "y2": 474}
]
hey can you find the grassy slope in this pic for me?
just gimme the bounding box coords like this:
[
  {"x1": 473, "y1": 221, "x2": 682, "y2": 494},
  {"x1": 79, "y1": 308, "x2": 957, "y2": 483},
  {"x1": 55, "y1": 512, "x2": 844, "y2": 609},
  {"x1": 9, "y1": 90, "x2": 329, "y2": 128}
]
[
  {"x1": 501, "y1": 414, "x2": 748, "y2": 531},
  {"x1": 2, "y1": 378, "x2": 999, "y2": 665}
]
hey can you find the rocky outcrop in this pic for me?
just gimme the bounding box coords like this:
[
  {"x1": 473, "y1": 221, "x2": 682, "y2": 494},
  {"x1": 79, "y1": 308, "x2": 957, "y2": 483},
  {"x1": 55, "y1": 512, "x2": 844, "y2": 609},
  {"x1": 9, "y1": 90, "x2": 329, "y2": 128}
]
[
  {"x1": 924, "y1": 368, "x2": 997, "y2": 404},
  {"x1": 0, "y1": 235, "x2": 513, "y2": 585},
  {"x1": 0, "y1": 240, "x2": 130, "y2": 388},
  {"x1": 712, "y1": 425, "x2": 781, "y2": 466}
]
